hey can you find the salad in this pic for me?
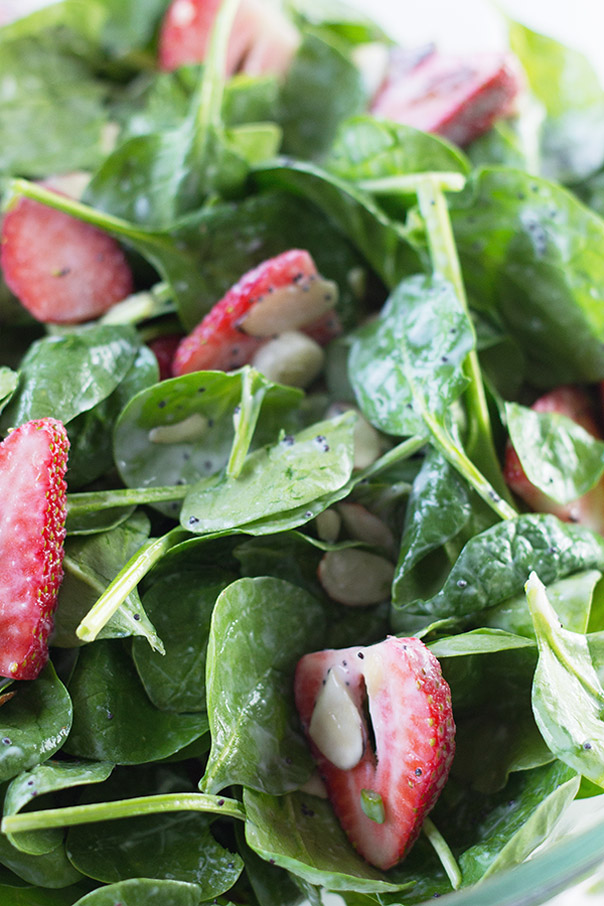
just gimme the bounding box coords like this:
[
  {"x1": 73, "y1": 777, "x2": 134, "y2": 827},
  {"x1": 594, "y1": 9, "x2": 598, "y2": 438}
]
[{"x1": 2, "y1": 0, "x2": 604, "y2": 904}]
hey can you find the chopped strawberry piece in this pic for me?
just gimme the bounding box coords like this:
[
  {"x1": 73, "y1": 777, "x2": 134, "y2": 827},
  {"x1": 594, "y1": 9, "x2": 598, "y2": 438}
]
[
  {"x1": 0, "y1": 193, "x2": 134, "y2": 324},
  {"x1": 371, "y1": 51, "x2": 522, "y2": 146},
  {"x1": 0, "y1": 418, "x2": 69, "y2": 680},
  {"x1": 171, "y1": 249, "x2": 339, "y2": 376},
  {"x1": 147, "y1": 333, "x2": 185, "y2": 381},
  {"x1": 504, "y1": 386, "x2": 604, "y2": 533},
  {"x1": 158, "y1": 0, "x2": 299, "y2": 77},
  {"x1": 295, "y1": 636, "x2": 455, "y2": 871}
]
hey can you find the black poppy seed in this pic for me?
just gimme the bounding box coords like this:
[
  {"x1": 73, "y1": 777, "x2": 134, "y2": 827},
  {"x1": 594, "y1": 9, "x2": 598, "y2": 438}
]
[
  {"x1": 2, "y1": 737, "x2": 11, "y2": 745},
  {"x1": 357, "y1": 652, "x2": 364, "y2": 659},
  {"x1": 133, "y1": 613, "x2": 141, "y2": 621},
  {"x1": 204, "y1": 460, "x2": 213, "y2": 470},
  {"x1": 441, "y1": 356, "x2": 449, "y2": 363},
  {"x1": 269, "y1": 859, "x2": 276, "y2": 864},
  {"x1": 342, "y1": 660, "x2": 347, "y2": 666},
  {"x1": 197, "y1": 386, "x2": 206, "y2": 393},
  {"x1": 227, "y1": 861, "x2": 235, "y2": 869},
  {"x1": 304, "y1": 511, "x2": 313, "y2": 519},
  {"x1": 27, "y1": 779, "x2": 35, "y2": 786},
  {"x1": 415, "y1": 767, "x2": 422, "y2": 776},
  {"x1": 188, "y1": 516, "x2": 200, "y2": 526},
  {"x1": 158, "y1": 400, "x2": 167, "y2": 409},
  {"x1": 583, "y1": 741, "x2": 593, "y2": 750},
  {"x1": 208, "y1": 419, "x2": 214, "y2": 427},
  {"x1": 234, "y1": 405, "x2": 241, "y2": 415},
  {"x1": 106, "y1": 711, "x2": 114, "y2": 720},
  {"x1": 285, "y1": 757, "x2": 292, "y2": 765},
  {"x1": 217, "y1": 798, "x2": 225, "y2": 806},
  {"x1": 282, "y1": 434, "x2": 295, "y2": 445},
  {"x1": 314, "y1": 435, "x2": 329, "y2": 452},
  {"x1": 457, "y1": 579, "x2": 468, "y2": 589}
]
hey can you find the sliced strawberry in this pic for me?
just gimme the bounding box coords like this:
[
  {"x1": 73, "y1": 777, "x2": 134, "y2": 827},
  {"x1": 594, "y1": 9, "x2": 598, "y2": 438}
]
[
  {"x1": 158, "y1": 0, "x2": 299, "y2": 77},
  {"x1": 171, "y1": 248, "x2": 339, "y2": 376},
  {"x1": 0, "y1": 192, "x2": 134, "y2": 325},
  {"x1": 0, "y1": 418, "x2": 69, "y2": 680},
  {"x1": 294, "y1": 636, "x2": 455, "y2": 871},
  {"x1": 371, "y1": 51, "x2": 522, "y2": 146},
  {"x1": 504, "y1": 386, "x2": 604, "y2": 533}
]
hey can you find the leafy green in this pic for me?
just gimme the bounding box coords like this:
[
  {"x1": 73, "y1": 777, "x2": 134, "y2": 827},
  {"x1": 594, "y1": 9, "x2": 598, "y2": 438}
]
[{"x1": 201, "y1": 577, "x2": 326, "y2": 794}]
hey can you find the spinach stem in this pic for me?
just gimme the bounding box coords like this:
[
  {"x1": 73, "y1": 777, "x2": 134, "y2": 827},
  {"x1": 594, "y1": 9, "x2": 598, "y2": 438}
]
[
  {"x1": 76, "y1": 527, "x2": 189, "y2": 643},
  {"x1": 99, "y1": 283, "x2": 174, "y2": 325},
  {"x1": 226, "y1": 367, "x2": 265, "y2": 479},
  {"x1": 2, "y1": 792, "x2": 245, "y2": 835},
  {"x1": 425, "y1": 411, "x2": 516, "y2": 521},
  {"x1": 415, "y1": 174, "x2": 513, "y2": 507},
  {"x1": 422, "y1": 817, "x2": 462, "y2": 890},
  {"x1": 67, "y1": 485, "x2": 189, "y2": 518}
]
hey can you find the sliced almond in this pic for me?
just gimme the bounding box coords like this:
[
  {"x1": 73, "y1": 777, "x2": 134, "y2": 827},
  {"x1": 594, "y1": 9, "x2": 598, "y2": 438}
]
[
  {"x1": 337, "y1": 502, "x2": 395, "y2": 554},
  {"x1": 251, "y1": 330, "x2": 324, "y2": 388},
  {"x1": 318, "y1": 549, "x2": 395, "y2": 606},
  {"x1": 315, "y1": 508, "x2": 342, "y2": 544},
  {"x1": 238, "y1": 277, "x2": 338, "y2": 337},
  {"x1": 308, "y1": 666, "x2": 364, "y2": 770},
  {"x1": 148, "y1": 412, "x2": 209, "y2": 444},
  {"x1": 326, "y1": 402, "x2": 383, "y2": 469}
]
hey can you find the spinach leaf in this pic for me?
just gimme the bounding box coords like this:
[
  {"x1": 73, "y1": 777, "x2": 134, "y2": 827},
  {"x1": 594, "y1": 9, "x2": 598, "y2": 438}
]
[
  {"x1": 0, "y1": 664, "x2": 72, "y2": 784},
  {"x1": 392, "y1": 448, "x2": 474, "y2": 607},
  {"x1": 429, "y1": 628, "x2": 535, "y2": 658},
  {"x1": 509, "y1": 22, "x2": 604, "y2": 184},
  {"x1": 132, "y1": 566, "x2": 236, "y2": 713},
  {"x1": 63, "y1": 641, "x2": 208, "y2": 765},
  {"x1": 0, "y1": 812, "x2": 82, "y2": 890},
  {"x1": 0, "y1": 369, "x2": 17, "y2": 415},
  {"x1": 54, "y1": 512, "x2": 162, "y2": 652},
  {"x1": 243, "y1": 789, "x2": 409, "y2": 894},
  {"x1": 349, "y1": 274, "x2": 472, "y2": 438},
  {"x1": 455, "y1": 760, "x2": 580, "y2": 883},
  {"x1": 485, "y1": 569, "x2": 602, "y2": 638},
  {"x1": 505, "y1": 400, "x2": 604, "y2": 504},
  {"x1": 114, "y1": 368, "x2": 303, "y2": 517},
  {"x1": 278, "y1": 31, "x2": 365, "y2": 160},
  {"x1": 0, "y1": 326, "x2": 139, "y2": 433},
  {"x1": 65, "y1": 342, "x2": 159, "y2": 489},
  {"x1": 0, "y1": 34, "x2": 108, "y2": 178},
  {"x1": 391, "y1": 514, "x2": 604, "y2": 633},
  {"x1": 181, "y1": 412, "x2": 356, "y2": 534},
  {"x1": 3, "y1": 761, "x2": 113, "y2": 855},
  {"x1": 253, "y1": 158, "x2": 419, "y2": 289},
  {"x1": 450, "y1": 168, "x2": 604, "y2": 386},
  {"x1": 326, "y1": 115, "x2": 469, "y2": 185},
  {"x1": 67, "y1": 811, "x2": 242, "y2": 894},
  {"x1": 527, "y1": 572, "x2": 604, "y2": 786},
  {"x1": 72, "y1": 878, "x2": 203, "y2": 906},
  {"x1": 201, "y1": 577, "x2": 326, "y2": 795}
]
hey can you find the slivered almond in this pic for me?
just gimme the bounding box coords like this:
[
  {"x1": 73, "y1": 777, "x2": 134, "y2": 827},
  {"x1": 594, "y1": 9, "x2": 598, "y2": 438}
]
[{"x1": 238, "y1": 277, "x2": 338, "y2": 337}]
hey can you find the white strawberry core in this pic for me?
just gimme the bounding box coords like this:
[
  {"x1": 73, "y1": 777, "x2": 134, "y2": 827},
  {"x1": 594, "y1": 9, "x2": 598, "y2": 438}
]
[{"x1": 308, "y1": 666, "x2": 364, "y2": 770}]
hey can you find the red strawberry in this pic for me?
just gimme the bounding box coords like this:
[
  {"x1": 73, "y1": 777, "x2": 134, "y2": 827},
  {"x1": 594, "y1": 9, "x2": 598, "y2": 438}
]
[
  {"x1": 158, "y1": 0, "x2": 299, "y2": 77},
  {"x1": 371, "y1": 50, "x2": 522, "y2": 147},
  {"x1": 0, "y1": 192, "x2": 134, "y2": 324},
  {"x1": 171, "y1": 249, "x2": 339, "y2": 376},
  {"x1": 0, "y1": 418, "x2": 69, "y2": 680},
  {"x1": 504, "y1": 386, "x2": 604, "y2": 533},
  {"x1": 294, "y1": 636, "x2": 455, "y2": 871},
  {"x1": 147, "y1": 333, "x2": 185, "y2": 381}
]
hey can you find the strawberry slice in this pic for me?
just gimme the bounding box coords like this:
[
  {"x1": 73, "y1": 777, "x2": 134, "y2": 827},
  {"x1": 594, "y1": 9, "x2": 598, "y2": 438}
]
[
  {"x1": 371, "y1": 50, "x2": 522, "y2": 146},
  {"x1": 294, "y1": 636, "x2": 455, "y2": 871},
  {"x1": 171, "y1": 248, "x2": 339, "y2": 376},
  {"x1": 0, "y1": 418, "x2": 69, "y2": 680},
  {"x1": 147, "y1": 333, "x2": 185, "y2": 381},
  {"x1": 504, "y1": 386, "x2": 604, "y2": 533},
  {"x1": 0, "y1": 192, "x2": 134, "y2": 324},
  {"x1": 158, "y1": 0, "x2": 299, "y2": 77}
]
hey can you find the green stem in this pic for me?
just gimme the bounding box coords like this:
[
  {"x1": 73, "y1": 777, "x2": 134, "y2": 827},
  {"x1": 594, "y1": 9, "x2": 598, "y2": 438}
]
[
  {"x1": 422, "y1": 817, "x2": 462, "y2": 890},
  {"x1": 6, "y1": 179, "x2": 161, "y2": 248},
  {"x1": 226, "y1": 367, "x2": 265, "y2": 479},
  {"x1": 76, "y1": 527, "x2": 188, "y2": 643},
  {"x1": 425, "y1": 411, "x2": 516, "y2": 521},
  {"x1": 99, "y1": 283, "x2": 174, "y2": 325},
  {"x1": 2, "y1": 792, "x2": 245, "y2": 835},
  {"x1": 415, "y1": 173, "x2": 514, "y2": 508},
  {"x1": 67, "y1": 485, "x2": 189, "y2": 519},
  {"x1": 355, "y1": 433, "x2": 427, "y2": 483},
  {"x1": 358, "y1": 172, "x2": 466, "y2": 196}
]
